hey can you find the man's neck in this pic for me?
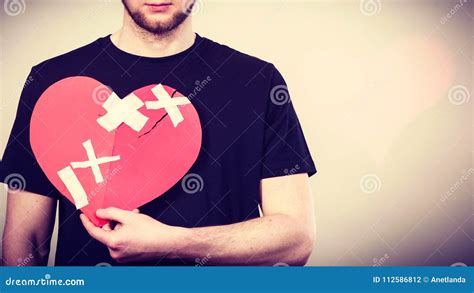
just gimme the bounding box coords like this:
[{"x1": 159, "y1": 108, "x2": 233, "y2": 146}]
[{"x1": 110, "y1": 13, "x2": 195, "y2": 58}]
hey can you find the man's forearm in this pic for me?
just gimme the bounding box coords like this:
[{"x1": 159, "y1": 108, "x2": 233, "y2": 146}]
[
  {"x1": 2, "y1": 233, "x2": 49, "y2": 266},
  {"x1": 173, "y1": 214, "x2": 314, "y2": 266},
  {"x1": 3, "y1": 191, "x2": 56, "y2": 266}
]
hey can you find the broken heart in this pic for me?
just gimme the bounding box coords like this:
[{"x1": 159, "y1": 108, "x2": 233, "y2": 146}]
[{"x1": 30, "y1": 77, "x2": 202, "y2": 226}]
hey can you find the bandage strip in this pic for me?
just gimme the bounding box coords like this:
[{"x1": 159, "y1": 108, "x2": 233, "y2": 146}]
[
  {"x1": 97, "y1": 92, "x2": 149, "y2": 132},
  {"x1": 57, "y1": 166, "x2": 89, "y2": 209},
  {"x1": 57, "y1": 138, "x2": 121, "y2": 209},
  {"x1": 70, "y1": 139, "x2": 120, "y2": 183},
  {"x1": 145, "y1": 84, "x2": 191, "y2": 127}
]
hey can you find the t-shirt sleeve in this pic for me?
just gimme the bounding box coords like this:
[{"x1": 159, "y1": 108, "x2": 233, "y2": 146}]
[
  {"x1": 260, "y1": 65, "x2": 317, "y2": 179},
  {"x1": 0, "y1": 68, "x2": 58, "y2": 199}
]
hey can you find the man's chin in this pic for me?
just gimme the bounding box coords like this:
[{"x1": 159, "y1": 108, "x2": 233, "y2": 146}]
[
  {"x1": 127, "y1": 8, "x2": 190, "y2": 35},
  {"x1": 141, "y1": 22, "x2": 176, "y2": 34}
]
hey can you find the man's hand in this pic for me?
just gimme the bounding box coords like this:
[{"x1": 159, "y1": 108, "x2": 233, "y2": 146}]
[{"x1": 80, "y1": 208, "x2": 188, "y2": 263}]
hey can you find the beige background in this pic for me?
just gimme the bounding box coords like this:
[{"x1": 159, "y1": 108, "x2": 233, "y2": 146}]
[{"x1": 1, "y1": 0, "x2": 473, "y2": 266}]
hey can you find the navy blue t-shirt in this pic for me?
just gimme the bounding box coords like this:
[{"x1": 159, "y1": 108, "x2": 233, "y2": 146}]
[{"x1": 1, "y1": 34, "x2": 316, "y2": 266}]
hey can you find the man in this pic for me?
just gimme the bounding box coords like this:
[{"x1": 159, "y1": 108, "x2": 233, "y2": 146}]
[{"x1": 1, "y1": 0, "x2": 316, "y2": 266}]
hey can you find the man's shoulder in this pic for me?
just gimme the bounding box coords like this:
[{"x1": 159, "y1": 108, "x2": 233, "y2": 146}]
[
  {"x1": 31, "y1": 37, "x2": 104, "y2": 77},
  {"x1": 199, "y1": 36, "x2": 277, "y2": 76}
]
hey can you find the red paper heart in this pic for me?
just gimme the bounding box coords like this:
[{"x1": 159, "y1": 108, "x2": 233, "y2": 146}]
[{"x1": 30, "y1": 77, "x2": 202, "y2": 226}]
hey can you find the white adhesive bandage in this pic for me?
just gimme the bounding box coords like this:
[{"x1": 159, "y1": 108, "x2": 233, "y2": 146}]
[
  {"x1": 145, "y1": 84, "x2": 191, "y2": 127},
  {"x1": 57, "y1": 166, "x2": 89, "y2": 209},
  {"x1": 70, "y1": 139, "x2": 120, "y2": 183},
  {"x1": 97, "y1": 92, "x2": 149, "y2": 132}
]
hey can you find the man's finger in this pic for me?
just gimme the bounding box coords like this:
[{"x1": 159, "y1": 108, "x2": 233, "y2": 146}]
[
  {"x1": 80, "y1": 214, "x2": 112, "y2": 245},
  {"x1": 132, "y1": 209, "x2": 139, "y2": 213},
  {"x1": 96, "y1": 207, "x2": 131, "y2": 223},
  {"x1": 102, "y1": 222, "x2": 112, "y2": 231}
]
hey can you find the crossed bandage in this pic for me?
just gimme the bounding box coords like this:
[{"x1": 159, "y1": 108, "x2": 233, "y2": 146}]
[
  {"x1": 57, "y1": 84, "x2": 191, "y2": 209},
  {"x1": 97, "y1": 83, "x2": 190, "y2": 131}
]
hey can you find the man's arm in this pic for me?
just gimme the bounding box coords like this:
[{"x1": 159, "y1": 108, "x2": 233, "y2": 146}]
[
  {"x1": 2, "y1": 191, "x2": 57, "y2": 266},
  {"x1": 179, "y1": 173, "x2": 315, "y2": 265},
  {"x1": 81, "y1": 173, "x2": 316, "y2": 265}
]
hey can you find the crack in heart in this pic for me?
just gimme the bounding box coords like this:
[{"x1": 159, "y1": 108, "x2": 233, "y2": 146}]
[
  {"x1": 138, "y1": 113, "x2": 168, "y2": 138},
  {"x1": 137, "y1": 89, "x2": 178, "y2": 138}
]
